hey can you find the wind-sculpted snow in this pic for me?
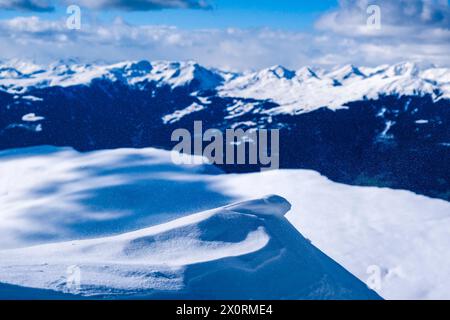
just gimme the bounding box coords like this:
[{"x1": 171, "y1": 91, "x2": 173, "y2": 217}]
[
  {"x1": 0, "y1": 147, "x2": 449, "y2": 299},
  {"x1": 0, "y1": 194, "x2": 381, "y2": 299},
  {"x1": 0, "y1": 146, "x2": 225, "y2": 249}
]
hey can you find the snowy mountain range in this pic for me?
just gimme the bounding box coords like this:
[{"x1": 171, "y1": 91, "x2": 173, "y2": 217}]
[
  {"x1": 0, "y1": 60, "x2": 449, "y2": 202},
  {"x1": 1, "y1": 60, "x2": 449, "y2": 113}
]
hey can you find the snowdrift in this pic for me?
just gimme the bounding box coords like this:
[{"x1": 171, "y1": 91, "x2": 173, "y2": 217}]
[{"x1": 0, "y1": 195, "x2": 380, "y2": 299}]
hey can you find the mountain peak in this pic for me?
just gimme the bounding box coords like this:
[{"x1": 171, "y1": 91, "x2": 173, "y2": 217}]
[
  {"x1": 327, "y1": 64, "x2": 366, "y2": 81},
  {"x1": 296, "y1": 66, "x2": 320, "y2": 80},
  {"x1": 0, "y1": 60, "x2": 448, "y2": 113},
  {"x1": 264, "y1": 65, "x2": 296, "y2": 79},
  {"x1": 387, "y1": 61, "x2": 420, "y2": 77}
]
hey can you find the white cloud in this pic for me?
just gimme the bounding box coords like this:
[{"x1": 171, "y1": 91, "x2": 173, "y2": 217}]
[
  {"x1": 0, "y1": 17, "x2": 319, "y2": 70},
  {"x1": 0, "y1": 1, "x2": 448, "y2": 70},
  {"x1": 316, "y1": 0, "x2": 450, "y2": 38},
  {"x1": 313, "y1": 0, "x2": 450, "y2": 68}
]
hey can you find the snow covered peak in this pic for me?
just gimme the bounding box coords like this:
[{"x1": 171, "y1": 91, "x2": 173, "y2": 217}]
[
  {"x1": 142, "y1": 60, "x2": 224, "y2": 89},
  {"x1": 0, "y1": 59, "x2": 44, "y2": 75},
  {"x1": 386, "y1": 62, "x2": 421, "y2": 77},
  {"x1": 326, "y1": 64, "x2": 366, "y2": 83},
  {"x1": 220, "y1": 62, "x2": 450, "y2": 114},
  {"x1": 0, "y1": 59, "x2": 449, "y2": 113},
  {"x1": 0, "y1": 60, "x2": 224, "y2": 93},
  {"x1": 295, "y1": 66, "x2": 320, "y2": 81},
  {"x1": 0, "y1": 67, "x2": 22, "y2": 79},
  {"x1": 264, "y1": 65, "x2": 296, "y2": 80},
  {"x1": 359, "y1": 64, "x2": 390, "y2": 77},
  {"x1": 110, "y1": 60, "x2": 153, "y2": 78}
]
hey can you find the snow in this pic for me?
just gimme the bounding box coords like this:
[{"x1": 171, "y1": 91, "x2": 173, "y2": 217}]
[
  {"x1": 0, "y1": 146, "x2": 218, "y2": 249},
  {"x1": 0, "y1": 152, "x2": 380, "y2": 299},
  {"x1": 0, "y1": 59, "x2": 44, "y2": 75},
  {"x1": 197, "y1": 96, "x2": 212, "y2": 105},
  {"x1": 220, "y1": 61, "x2": 449, "y2": 114},
  {"x1": 0, "y1": 146, "x2": 448, "y2": 299},
  {"x1": 0, "y1": 200, "x2": 270, "y2": 296},
  {"x1": 21, "y1": 113, "x2": 45, "y2": 122},
  {"x1": 230, "y1": 121, "x2": 257, "y2": 129},
  {"x1": 213, "y1": 170, "x2": 450, "y2": 300},
  {"x1": 0, "y1": 60, "x2": 448, "y2": 113},
  {"x1": 20, "y1": 95, "x2": 44, "y2": 102},
  {"x1": 380, "y1": 120, "x2": 395, "y2": 138},
  {"x1": 3, "y1": 123, "x2": 42, "y2": 132},
  {"x1": 0, "y1": 60, "x2": 223, "y2": 93},
  {"x1": 162, "y1": 102, "x2": 205, "y2": 124},
  {"x1": 225, "y1": 100, "x2": 259, "y2": 119}
]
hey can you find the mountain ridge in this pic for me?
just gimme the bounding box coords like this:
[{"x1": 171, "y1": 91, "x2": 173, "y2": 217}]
[{"x1": 1, "y1": 59, "x2": 449, "y2": 114}]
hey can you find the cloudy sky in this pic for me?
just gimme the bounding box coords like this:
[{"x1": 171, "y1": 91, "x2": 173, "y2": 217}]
[{"x1": 0, "y1": 0, "x2": 449, "y2": 70}]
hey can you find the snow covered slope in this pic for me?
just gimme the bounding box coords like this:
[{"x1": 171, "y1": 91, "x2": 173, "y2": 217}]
[
  {"x1": 0, "y1": 146, "x2": 449, "y2": 299},
  {"x1": 0, "y1": 195, "x2": 380, "y2": 299},
  {"x1": 220, "y1": 62, "x2": 450, "y2": 113},
  {"x1": 0, "y1": 146, "x2": 224, "y2": 249},
  {"x1": 0, "y1": 60, "x2": 224, "y2": 94},
  {"x1": 0, "y1": 60, "x2": 448, "y2": 114},
  {"x1": 214, "y1": 170, "x2": 450, "y2": 300}
]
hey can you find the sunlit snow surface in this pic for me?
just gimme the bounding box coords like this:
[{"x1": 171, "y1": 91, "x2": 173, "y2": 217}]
[
  {"x1": 0, "y1": 147, "x2": 449, "y2": 299},
  {"x1": 1, "y1": 60, "x2": 449, "y2": 114}
]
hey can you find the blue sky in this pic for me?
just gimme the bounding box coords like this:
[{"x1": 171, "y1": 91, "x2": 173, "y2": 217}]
[
  {"x1": 0, "y1": 0, "x2": 448, "y2": 69},
  {"x1": 0, "y1": 0, "x2": 338, "y2": 30},
  {"x1": 114, "y1": 0, "x2": 338, "y2": 30}
]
